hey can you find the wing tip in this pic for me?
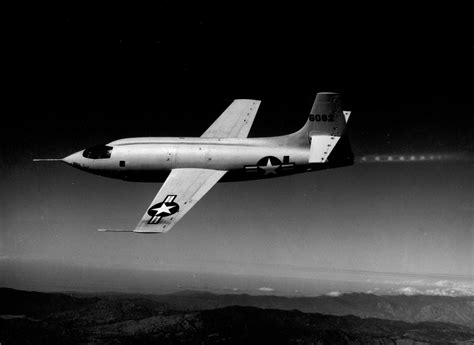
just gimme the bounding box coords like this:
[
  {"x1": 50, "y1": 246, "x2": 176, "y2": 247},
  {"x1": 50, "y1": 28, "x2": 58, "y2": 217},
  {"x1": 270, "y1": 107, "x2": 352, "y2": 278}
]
[
  {"x1": 233, "y1": 99, "x2": 261, "y2": 103},
  {"x1": 98, "y1": 228, "x2": 168, "y2": 234},
  {"x1": 98, "y1": 228, "x2": 133, "y2": 232}
]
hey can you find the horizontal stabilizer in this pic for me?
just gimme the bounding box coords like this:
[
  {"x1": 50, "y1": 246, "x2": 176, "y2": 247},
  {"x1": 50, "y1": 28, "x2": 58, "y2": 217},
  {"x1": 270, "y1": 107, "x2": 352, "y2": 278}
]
[{"x1": 309, "y1": 135, "x2": 342, "y2": 163}]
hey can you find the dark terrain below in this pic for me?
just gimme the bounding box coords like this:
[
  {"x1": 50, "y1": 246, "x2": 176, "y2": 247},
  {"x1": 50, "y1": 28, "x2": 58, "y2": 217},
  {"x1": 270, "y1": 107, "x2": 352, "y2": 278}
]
[{"x1": 1, "y1": 288, "x2": 473, "y2": 344}]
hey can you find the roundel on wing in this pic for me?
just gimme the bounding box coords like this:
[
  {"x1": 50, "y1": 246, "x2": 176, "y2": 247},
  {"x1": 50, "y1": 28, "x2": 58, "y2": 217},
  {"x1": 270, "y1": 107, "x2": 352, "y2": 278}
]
[{"x1": 148, "y1": 201, "x2": 179, "y2": 218}]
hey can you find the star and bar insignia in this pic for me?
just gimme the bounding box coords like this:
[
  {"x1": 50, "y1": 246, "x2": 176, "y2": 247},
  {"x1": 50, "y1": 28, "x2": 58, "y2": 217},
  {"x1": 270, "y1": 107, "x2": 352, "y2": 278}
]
[
  {"x1": 147, "y1": 195, "x2": 179, "y2": 224},
  {"x1": 244, "y1": 156, "x2": 295, "y2": 176}
]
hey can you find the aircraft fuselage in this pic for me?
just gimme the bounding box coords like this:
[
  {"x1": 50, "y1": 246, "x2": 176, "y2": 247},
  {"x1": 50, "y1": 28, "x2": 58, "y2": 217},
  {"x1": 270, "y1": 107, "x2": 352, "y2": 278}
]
[{"x1": 64, "y1": 135, "x2": 354, "y2": 182}]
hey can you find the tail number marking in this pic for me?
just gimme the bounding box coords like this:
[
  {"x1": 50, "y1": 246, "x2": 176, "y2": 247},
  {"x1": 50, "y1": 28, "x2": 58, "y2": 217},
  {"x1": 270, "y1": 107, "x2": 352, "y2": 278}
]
[{"x1": 309, "y1": 114, "x2": 334, "y2": 122}]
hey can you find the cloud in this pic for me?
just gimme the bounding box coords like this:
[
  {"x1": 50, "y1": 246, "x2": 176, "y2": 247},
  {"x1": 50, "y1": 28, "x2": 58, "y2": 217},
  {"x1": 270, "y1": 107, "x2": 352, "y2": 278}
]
[
  {"x1": 397, "y1": 286, "x2": 423, "y2": 295},
  {"x1": 223, "y1": 287, "x2": 240, "y2": 292},
  {"x1": 395, "y1": 283, "x2": 474, "y2": 297},
  {"x1": 327, "y1": 291, "x2": 342, "y2": 297},
  {"x1": 258, "y1": 287, "x2": 274, "y2": 292},
  {"x1": 434, "y1": 280, "x2": 452, "y2": 287},
  {"x1": 429, "y1": 280, "x2": 474, "y2": 296},
  {"x1": 425, "y1": 288, "x2": 459, "y2": 296},
  {"x1": 377, "y1": 277, "x2": 474, "y2": 297}
]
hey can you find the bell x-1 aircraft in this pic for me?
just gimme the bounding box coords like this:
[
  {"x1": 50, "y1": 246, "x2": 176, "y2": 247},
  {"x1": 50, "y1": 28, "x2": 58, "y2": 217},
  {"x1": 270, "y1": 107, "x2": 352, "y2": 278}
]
[{"x1": 35, "y1": 92, "x2": 353, "y2": 233}]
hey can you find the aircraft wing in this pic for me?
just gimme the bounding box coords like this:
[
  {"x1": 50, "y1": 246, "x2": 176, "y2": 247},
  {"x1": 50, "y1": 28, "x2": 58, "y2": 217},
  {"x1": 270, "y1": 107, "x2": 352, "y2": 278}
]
[
  {"x1": 132, "y1": 168, "x2": 227, "y2": 233},
  {"x1": 201, "y1": 99, "x2": 261, "y2": 138}
]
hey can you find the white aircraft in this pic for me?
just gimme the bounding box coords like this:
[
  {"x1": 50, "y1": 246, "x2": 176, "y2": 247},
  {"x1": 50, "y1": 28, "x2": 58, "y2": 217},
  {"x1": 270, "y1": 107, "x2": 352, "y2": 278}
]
[{"x1": 35, "y1": 92, "x2": 353, "y2": 233}]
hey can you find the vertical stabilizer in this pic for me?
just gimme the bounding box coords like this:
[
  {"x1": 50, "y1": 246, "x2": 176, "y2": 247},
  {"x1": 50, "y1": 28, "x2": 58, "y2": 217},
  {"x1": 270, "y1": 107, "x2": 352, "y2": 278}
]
[
  {"x1": 286, "y1": 92, "x2": 350, "y2": 147},
  {"x1": 304, "y1": 92, "x2": 347, "y2": 137},
  {"x1": 283, "y1": 92, "x2": 352, "y2": 164}
]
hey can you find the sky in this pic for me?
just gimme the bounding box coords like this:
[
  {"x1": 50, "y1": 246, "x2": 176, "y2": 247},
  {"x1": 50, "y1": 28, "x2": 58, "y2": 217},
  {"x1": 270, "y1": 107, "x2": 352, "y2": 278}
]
[{"x1": 1, "y1": 4, "x2": 472, "y2": 295}]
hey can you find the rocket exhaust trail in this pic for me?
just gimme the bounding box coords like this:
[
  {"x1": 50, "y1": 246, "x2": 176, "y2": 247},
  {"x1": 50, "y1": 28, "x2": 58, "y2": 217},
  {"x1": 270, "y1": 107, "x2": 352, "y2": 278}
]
[{"x1": 356, "y1": 152, "x2": 473, "y2": 164}]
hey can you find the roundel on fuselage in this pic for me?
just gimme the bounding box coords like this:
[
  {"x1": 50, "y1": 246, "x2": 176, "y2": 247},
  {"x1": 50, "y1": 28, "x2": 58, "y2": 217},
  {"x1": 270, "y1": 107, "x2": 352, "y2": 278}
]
[
  {"x1": 257, "y1": 156, "x2": 281, "y2": 167},
  {"x1": 256, "y1": 156, "x2": 282, "y2": 176}
]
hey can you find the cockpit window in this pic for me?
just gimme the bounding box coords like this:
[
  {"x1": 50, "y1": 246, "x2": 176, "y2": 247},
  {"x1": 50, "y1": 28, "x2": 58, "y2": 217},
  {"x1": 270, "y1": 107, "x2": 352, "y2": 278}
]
[{"x1": 82, "y1": 145, "x2": 113, "y2": 159}]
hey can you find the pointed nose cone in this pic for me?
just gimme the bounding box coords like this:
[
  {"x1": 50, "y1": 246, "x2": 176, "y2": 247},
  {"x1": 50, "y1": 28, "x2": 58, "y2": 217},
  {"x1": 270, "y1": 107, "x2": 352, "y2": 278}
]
[{"x1": 63, "y1": 150, "x2": 84, "y2": 167}]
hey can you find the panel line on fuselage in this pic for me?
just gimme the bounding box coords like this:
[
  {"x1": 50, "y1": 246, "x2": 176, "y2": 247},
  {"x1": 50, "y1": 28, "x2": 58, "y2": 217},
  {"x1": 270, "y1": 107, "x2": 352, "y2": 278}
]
[
  {"x1": 112, "y1": 141, "x2": 258, "y2": 147},
  {"x1": 108, "y1": 137, "x2": 295, "y2": 148}
]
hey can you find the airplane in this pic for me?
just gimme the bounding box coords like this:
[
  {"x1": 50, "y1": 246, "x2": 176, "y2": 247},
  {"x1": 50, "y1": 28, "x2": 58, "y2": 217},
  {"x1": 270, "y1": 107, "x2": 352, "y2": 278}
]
[{"x1": 34, "y1": 92, "x2": 353, "y2": 233}]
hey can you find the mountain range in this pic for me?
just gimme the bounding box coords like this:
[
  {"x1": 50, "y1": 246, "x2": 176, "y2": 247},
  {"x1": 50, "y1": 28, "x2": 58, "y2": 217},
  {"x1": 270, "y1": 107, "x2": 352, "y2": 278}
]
[{"x1": 1, "y1": 288, "x2": 473, "y2": 344}]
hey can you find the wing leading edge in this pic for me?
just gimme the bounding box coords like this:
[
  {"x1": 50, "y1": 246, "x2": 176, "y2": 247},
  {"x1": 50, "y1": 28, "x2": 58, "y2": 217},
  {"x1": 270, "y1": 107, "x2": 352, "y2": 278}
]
[{"x1": 201, "y1": 99, "x2": 261, "y2": 138}]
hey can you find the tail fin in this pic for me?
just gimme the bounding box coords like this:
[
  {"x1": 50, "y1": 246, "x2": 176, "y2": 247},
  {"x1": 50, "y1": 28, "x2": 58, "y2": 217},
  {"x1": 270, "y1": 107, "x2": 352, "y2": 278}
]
[
  {"x1": 303, "y1": 92, "x2": 348, "y2": 137},
  {"x1": 286, "y1": 92, "x2": 353, "y2": 164},
  {"x1": 287, "y1": 92, "x2": 350, "y2": 144}
]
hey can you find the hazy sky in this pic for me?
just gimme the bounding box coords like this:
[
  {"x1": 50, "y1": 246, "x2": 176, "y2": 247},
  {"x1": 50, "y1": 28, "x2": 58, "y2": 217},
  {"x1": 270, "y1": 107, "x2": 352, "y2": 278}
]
[
  {"x1": 1, "y1": 4, "x2": 472, "y2": 293},
  {"x1": 2, "y1": 104, "x2": 472, "y2": 280}
]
